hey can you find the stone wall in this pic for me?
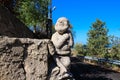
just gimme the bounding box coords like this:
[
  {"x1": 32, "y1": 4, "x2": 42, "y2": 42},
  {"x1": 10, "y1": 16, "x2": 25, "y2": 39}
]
[{"x1": 0, "y1": 36, "x2": 55, "y2": 80}]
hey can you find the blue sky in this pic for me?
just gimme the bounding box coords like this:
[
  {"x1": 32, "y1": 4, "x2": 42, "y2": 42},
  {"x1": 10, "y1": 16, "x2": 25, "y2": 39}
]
[{"x1": 52, "y1": 0, "x2": 120, "y2": 44}]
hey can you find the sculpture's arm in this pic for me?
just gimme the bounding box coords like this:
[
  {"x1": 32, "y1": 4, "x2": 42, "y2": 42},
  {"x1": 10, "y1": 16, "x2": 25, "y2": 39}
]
[
  {"x1": 68, "y1": 31, "x2": 74, "y2": 48},
  {"x1": 51, "y1": 33, "x2": 69, "y2": 49}
]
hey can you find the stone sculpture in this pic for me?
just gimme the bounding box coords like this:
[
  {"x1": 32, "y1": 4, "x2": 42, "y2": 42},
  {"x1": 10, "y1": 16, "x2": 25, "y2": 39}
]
[{"x1": 51, "y1": 17, "x2": 74, "y2": 79}]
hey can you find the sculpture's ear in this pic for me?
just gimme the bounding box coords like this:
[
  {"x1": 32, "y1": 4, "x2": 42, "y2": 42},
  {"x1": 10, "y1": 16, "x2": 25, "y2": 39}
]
[{"x1": 68, "y1": 21, "x2": 72, "y2": 29}]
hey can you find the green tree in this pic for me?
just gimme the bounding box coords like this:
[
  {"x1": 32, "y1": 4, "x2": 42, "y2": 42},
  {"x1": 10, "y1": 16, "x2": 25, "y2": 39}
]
[
  {"x1": 87, "y1": 19, "x2": 109, "y2": 58},
  {"x1": 109, "y1": 35, "x2": 120, "y2": 60},
  {"x1": 15, "y1": 0, "x2": 50, "y2": 33},
  {"x1": 74, "y1": 43, "x2": 87, "y2": 56},
  {"x1": 109, "y1": 35, "x2": 120, "y2": 47}
]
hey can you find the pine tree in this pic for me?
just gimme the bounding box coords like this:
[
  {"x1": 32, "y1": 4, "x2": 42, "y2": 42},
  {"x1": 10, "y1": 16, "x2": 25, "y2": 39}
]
[
  {"x1": 109, "y1": 35, "x2": 120, "y2": 60},
  {"x1": 74, "y1": 43, "x2": 87, "y2": 56},
  {"x1": 87, "y1": 19, "x2": 109, "y2": 58}
]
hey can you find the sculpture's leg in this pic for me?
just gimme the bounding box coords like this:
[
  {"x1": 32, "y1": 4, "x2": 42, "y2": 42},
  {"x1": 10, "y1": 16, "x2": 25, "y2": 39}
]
[
  {"x1": 53, "y1": 55, "x2": 67, "y2": 72},
  {"x1": 60, "y1": 56, "x2": 73, "y2": 78},
  {"x1": 60, "y1": 56, "x2": 71, "y2": 70},
  {"x1": 53, "y1": 55, "x2": 68, "y2": 79}
]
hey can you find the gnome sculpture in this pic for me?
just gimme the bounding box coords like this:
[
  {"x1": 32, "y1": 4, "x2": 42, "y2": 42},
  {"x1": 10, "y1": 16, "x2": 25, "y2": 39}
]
[{"x1": 51, "y1": 17, "x2": 74, "y2": 79}]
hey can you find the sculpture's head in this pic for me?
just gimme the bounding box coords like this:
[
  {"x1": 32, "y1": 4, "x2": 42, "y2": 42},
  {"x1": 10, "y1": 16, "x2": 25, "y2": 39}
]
[{"x1": 55, "y1": 17, "x2": 70, "y2": 34}]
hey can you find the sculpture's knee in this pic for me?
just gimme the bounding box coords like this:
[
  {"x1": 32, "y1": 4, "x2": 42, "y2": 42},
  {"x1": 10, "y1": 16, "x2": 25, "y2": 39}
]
[{"x1": 60, "y1": 56, "x2": 71, "y2": 68}]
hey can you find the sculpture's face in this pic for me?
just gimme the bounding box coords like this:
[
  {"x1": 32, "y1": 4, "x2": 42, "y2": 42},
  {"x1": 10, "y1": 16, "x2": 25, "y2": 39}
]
[{"x1": 55, "y1": 17, "x2": 70, "y2": 34}]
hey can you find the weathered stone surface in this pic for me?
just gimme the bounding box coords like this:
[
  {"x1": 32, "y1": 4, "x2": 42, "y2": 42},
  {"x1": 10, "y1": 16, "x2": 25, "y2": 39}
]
[
  {"x1": 51, "y1": 17, "x2": 74, "y2": 80},
  {"x1": 0, "y1": 5, "x2": 34, "y2": 38},
  {"x1": 0, "y1": 36, "x2": 55, "y2": 80}
]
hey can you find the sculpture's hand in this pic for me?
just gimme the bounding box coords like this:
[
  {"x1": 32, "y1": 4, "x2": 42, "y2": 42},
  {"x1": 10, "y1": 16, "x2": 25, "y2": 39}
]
[
  {"x1": 61, "y1": 44, "x2": 70, "y2": 51},
  {"x1": 68, "y1": 32, "x2": 74, "y2": 47},
  {"x1": 63, "y1": 33, "x2": 69, "y2": 40}
]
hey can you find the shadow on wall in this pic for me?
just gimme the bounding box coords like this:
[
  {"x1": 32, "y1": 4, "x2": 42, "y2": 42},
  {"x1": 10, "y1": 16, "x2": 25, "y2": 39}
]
[{"x1": 0, "y1": 5, "x2": 34, "y2": 38}]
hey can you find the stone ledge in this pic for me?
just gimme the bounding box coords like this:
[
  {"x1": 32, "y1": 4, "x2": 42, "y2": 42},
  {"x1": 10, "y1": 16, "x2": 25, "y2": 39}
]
[{"x1": 0, "y1": 36, "x2": 55, "y2": 80}]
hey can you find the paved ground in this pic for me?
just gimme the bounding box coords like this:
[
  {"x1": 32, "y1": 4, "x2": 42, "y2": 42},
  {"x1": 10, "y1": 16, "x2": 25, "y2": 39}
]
[{"x1": 70, "y1": 57, "x2": 120, "y2": 80}]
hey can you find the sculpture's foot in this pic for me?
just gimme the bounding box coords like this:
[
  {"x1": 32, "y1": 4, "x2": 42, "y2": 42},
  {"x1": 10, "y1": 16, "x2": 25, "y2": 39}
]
[
  {"x1": 62, "y1": 76, "x2": 75, "y2": 80},
  {"x1": 63, "y1": 73, "x2": 70, "y2": 78},
  {"x1": 58, "y1": 72, "x2": 73, "y2": 80},
  {"x1": 58, "y1": 75, "x2": 62, "y2": 80}
]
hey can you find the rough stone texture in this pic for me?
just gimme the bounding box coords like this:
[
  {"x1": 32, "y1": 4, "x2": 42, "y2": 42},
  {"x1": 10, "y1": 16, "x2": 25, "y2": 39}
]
[
  {"x1": 51, "y1": 17, "x2": 74, "y2": 80},
  {"x1": 0, "y1": 37, "x2": 25, "y2": 80},
  {"x1": 0, "y1": 36, "x2": 55, "y2": 80},
  {"x1": 0, "y1": 5, "x2": 34, "y2": 38}
]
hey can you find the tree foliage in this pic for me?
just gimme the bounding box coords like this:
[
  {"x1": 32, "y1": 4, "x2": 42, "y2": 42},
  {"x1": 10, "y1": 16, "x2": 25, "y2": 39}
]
[
  {"x1": 15, "y1": 0, "x2": 50, "y2": 33},
  {"x1": 109, "y1": 35, "x2": 120, "y2": 47},
  {"x1": 74, "y1": 43, "x2": 87, "y2": 56},
  {"x1": 109, "y1": 35, "x2": 120, "y2": 60},
  {"x1": 1, "y1": 0, "x2": 52, "y2": 37},
  {"x1": 87, "y1": 19, "x2": 109, "y2": 58}
]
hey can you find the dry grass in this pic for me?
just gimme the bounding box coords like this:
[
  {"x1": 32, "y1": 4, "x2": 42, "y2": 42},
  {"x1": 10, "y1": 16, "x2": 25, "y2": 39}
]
[{"x1": 83, "y1": 59, "x2": 120, "y2": 72}]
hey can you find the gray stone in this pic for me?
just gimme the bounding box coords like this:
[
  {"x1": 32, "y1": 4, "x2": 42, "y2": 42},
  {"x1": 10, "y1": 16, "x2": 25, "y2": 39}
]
[
  {"x1": 51, "y1": 17, "x2": 74, "y2": 80},
  {"x1": 0, "y1": 36, "x2": 55, "y2": 80}
]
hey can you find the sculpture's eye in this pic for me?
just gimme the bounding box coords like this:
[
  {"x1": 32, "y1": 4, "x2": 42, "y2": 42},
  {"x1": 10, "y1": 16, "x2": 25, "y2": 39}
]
[
  {"x1": 59, "y1": 21, "x2": 64, "y2": 26},
  {"x1": 64, "y1": 21, "x2": 67, "y2": 25},
  {"x1": 60, "y1": 21, "x2": 63, "y2": 23}
]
